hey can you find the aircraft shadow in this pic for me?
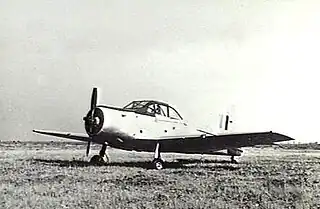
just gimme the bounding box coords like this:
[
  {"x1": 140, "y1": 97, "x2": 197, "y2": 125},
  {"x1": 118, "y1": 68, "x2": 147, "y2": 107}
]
[
  {"x1": 175, "y1": 158, "x2": 234, "y2": 164},
  {"x1": 31, "y1": 158, "x2": 240, "y2": 170}
]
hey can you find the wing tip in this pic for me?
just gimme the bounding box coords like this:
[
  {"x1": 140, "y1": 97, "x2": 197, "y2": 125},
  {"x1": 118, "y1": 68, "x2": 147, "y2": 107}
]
[
  {"x1": 33, "y1": 129, "x2": 46, "y2": 134},
  {"x1": 272, "y1": 132, "x2": 295, "y2": 142}
]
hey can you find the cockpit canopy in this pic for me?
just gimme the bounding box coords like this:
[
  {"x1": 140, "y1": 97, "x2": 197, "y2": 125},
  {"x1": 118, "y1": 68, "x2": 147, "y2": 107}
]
[{"x1": 123, "y1": 100, "x2": 183, "y2": 120}]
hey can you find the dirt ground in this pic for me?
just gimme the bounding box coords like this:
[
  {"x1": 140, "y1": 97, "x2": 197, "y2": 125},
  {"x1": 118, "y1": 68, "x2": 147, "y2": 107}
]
[{"x1": 1, "y1": 141, "x2": 319, "y2": 209}]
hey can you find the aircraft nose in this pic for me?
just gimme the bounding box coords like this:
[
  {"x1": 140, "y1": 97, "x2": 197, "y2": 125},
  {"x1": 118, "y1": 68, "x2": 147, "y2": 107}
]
[{"x1": 84, "y1": 107, "x2": 104, "y2": 136}]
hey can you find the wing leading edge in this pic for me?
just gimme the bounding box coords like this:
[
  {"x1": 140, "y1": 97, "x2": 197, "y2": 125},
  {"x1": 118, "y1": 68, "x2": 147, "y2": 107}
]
[{"x1": 32, "y1": 129, "x2": 102, "y2": 144}]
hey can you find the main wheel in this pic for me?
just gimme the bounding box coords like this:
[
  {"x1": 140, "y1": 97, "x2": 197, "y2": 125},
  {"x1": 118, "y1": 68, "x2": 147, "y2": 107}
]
[
  {"x1": 153, "y1": 159, "x2": 164, "y2": 170},
  {"x1": 90, "y1": 155, "x2": 105, "y2": 165}
]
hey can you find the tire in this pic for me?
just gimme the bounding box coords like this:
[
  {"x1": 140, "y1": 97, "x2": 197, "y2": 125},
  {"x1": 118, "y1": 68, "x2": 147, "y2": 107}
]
[
  {"x1": 153, "y1": 159, "x2": 164, "y2": 170},
  {"x1": 90, "y1": 155, "x2": 105, "y2": 165}
]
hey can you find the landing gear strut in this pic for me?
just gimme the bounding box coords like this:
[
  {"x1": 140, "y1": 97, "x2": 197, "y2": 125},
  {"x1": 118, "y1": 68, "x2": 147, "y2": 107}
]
[
  {"x1": 230, "y1": 156, "x2": 238, "y2": 164},
  {"x1": 153, "y1": 143, "x2": 164, "y2": 170},
  {"x1": 90, "y1": 143, "x2": 109, "y2": 165}
]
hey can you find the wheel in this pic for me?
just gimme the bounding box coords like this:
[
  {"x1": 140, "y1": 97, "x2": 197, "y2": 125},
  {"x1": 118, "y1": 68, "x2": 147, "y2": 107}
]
[
  {"x1": 90, "y1": 155, "x2": 105, "y2": 165},
  {"x1": 153, "y1": 158, "x2": 164, "y2": 170}
]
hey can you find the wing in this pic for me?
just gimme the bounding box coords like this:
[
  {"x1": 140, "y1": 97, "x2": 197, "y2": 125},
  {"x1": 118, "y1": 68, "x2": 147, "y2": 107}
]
[
  {"x1": 32, "y1": 129, "x2": 103, "y2": 144},
  {"x1": 149, "y1": 131, "x2": 294, "y2": 154},
  {"x1": 213, "y1": 131, "x2": 294, "y2": 148}
]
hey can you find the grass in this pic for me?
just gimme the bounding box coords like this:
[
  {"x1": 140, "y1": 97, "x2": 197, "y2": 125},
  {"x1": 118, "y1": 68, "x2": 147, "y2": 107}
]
[
  {"x1": 0, "y1": 141, "x2": 319, "y2": 209},
  {"x1": 281, "y1": 142, "x2": 320, "y2": 150}
]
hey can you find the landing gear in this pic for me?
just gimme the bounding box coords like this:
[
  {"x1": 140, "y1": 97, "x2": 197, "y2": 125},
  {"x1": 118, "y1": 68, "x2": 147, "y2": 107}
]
[
  {"x1": 230, "y1": 156, "x2": 238, "y2": 164},
  {"x1": 90, "y1": 143, "x2": 109, "y2": 165},
  {"x1": 153, "y1": 143, "x2": 164, "y2": 170}
]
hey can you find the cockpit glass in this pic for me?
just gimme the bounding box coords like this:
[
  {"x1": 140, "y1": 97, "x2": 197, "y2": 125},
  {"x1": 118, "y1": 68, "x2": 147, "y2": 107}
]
[
  {"x1": 168, "y1": 106, "x2": 182, "y2": 120},
  {"x1": 123, "y1": 101, "x2": 149, "y2": 110},
  {"x1": 123, "y1": 101, "x2": 183, "y2": 119}
]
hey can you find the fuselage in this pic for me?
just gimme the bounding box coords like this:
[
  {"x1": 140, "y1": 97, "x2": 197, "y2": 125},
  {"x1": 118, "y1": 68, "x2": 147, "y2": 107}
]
[{"x1": 93, "y1": 106, "x2": 203, "y2": 140}]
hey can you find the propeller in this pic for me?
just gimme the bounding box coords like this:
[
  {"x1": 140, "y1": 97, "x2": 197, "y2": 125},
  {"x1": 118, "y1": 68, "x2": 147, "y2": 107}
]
[{"x1": 84, "y1": 87, "x2": 98, "y2": 156}]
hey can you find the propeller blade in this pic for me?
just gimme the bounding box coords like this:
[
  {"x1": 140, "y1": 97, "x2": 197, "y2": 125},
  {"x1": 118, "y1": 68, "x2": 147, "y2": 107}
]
[
  {"x1": 91, "y1": 87, "x2": 98, "y2": 110},
  {"x1": 86, "y1": 141, "x2": 91, "y2": 156},
  {"x1": 89, "y1": 88, "x2": 98, "y2": 134}
]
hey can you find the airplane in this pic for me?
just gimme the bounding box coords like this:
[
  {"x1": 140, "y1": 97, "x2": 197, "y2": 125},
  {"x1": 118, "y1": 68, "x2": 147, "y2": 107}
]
[{"x1": 33, "y1": 87, "x2": 294, "y2": 170}]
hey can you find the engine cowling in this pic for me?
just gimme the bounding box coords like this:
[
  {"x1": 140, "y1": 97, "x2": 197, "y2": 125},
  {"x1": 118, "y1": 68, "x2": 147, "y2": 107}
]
[{"x1": 83, "y1": 107, "x2": 104, "y2": 136}]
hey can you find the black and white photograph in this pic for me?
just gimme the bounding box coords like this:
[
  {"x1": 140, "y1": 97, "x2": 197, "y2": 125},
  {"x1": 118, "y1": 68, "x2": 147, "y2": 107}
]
[{"x1": 1, "y1": 0, "x2": 319, "y2": 208}]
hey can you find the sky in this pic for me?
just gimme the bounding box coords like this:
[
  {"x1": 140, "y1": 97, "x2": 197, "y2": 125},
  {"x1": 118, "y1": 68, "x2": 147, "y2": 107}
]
[{"x1": 1, "y1": 0, "x2": 320, "y2": 142}]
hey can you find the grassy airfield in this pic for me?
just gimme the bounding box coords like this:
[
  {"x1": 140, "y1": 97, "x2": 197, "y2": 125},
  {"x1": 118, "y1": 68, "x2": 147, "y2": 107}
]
[{"x1": 0, "y1": 141, "x2": 319, "y2": 209}]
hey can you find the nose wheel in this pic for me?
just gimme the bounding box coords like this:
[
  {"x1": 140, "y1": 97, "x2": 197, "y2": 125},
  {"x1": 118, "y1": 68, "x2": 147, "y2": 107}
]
[
  {"x1": 90, "y1": 143, "x2": 109, "y2": 165},
  {"x1": 90, "y1": 155, "x2": 105, "y2": 165}
]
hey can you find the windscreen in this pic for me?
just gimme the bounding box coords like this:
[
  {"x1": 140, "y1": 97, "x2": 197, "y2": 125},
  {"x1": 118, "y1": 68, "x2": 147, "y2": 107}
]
[{"x1": 123, "y1": 101, "x2": 149, "y2": 110}]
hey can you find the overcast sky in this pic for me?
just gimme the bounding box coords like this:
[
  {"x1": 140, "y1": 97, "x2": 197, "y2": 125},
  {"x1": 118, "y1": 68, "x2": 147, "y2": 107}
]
[{"x1": 1, "y1": 0, "x2": 319, "y2": 142}]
